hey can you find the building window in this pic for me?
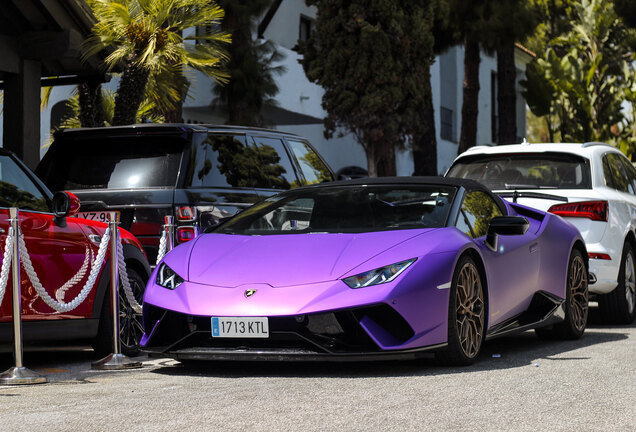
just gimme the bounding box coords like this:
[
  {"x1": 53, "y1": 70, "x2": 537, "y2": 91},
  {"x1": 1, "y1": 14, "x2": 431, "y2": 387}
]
[
  {"x1": 440, "y1": 107, "x2": 454, "y2": 142},
  {"x1": 299, "y1": 15, "x2": 313, "y2": 42}
]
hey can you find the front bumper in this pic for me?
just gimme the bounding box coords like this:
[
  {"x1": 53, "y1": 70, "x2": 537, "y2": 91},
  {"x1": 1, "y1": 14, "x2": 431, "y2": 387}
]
[{"x1": 141, "y1": 303, "x2": 446, "y2": 361}]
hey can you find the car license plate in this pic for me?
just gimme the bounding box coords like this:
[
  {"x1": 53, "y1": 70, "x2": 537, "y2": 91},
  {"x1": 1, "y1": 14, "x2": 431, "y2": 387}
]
[
  {"x1": 75, "y1": 211, "x2": 120, "y2": 223},
  {"x1": 211, "y1": 317, "x2": 269, "y2": 338}
]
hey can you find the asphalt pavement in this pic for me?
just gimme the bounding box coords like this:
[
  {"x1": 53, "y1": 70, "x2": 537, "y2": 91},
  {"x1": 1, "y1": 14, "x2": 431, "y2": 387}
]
[{"x1": 0, "y1": 315, "x2": 634, "y2": 431}]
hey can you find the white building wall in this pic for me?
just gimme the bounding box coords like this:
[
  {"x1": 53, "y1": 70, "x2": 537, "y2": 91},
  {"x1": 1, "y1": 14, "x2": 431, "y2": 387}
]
[
  {"x1": 478, "y1": 53, "x2": 496, "y2": 146},
  {"x1": 434, "y1": 46, "x2": 460, "y2": 175},
  {"x1": 262, "y1": 0, "x2": 316, "y2": 50},
  {"x1": 269, "y1": 46, "x2": 325, "y2": 120}
]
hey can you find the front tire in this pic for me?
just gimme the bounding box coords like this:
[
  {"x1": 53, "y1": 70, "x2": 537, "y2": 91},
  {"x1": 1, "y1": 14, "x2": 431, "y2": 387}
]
[
  {"x1": 598, "y1": 244, "x2": 636, "y2": 324},
  {"x1": 535, "y1": 248, "x2": 588, "y2": 340},
  {"x1": 436, "y1": 255, "x2": 485, "y2": 366},
  {"x1": 92, "y1": 267, "x2": 146, "y2": 357}
]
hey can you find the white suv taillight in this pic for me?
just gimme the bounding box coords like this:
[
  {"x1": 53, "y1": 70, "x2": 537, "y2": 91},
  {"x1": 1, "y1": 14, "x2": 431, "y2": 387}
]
[{"x1": 548, "y1": 200, "x2": 608, "y2": 222}]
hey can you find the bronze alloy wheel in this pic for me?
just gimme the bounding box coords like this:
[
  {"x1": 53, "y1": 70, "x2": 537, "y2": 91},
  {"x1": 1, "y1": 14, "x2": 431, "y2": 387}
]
[
  {"x1": 455, "y1": 261, "x2": 485, "y2": 359},
  {"x1": 569, "y1": 254, "x2": 588, "y2": 333}
]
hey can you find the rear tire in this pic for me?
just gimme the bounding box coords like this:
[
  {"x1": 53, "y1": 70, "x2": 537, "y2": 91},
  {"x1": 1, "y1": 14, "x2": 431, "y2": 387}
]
[
  {"x1": 598, "y1": 244, "x2": 636, "y2": 325},
  {"x1": 535, "y1": 248, "x2": 588, "y2": 340},
  {"x1": 92, "y1": 267, "x2": 146, "y2": 357},
  {"x1": 436, "y1": 255, "x2": 485, "y2": 366}
]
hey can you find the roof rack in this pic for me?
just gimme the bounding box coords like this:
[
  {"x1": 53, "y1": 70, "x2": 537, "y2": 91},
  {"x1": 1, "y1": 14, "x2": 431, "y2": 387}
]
[
  {"x1": 465, "y1": 145, "x2": 494, "y2": 152},
  {"x1": 582, "y1": 141, "x2": 613, "y2": 148}
]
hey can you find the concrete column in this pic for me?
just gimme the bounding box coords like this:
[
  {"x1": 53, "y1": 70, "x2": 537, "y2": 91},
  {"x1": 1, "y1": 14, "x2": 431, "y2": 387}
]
[{"x1": 3, "y1": 59, "x2": 41, "y2": 169}]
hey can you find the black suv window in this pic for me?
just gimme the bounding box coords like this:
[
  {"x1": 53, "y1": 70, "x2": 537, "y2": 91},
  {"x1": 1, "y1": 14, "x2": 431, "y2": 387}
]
[
  {"x1": 187, "y1": 134, "x2": 255, "y2": 188},
  {"x1": 0, "y1": 155, "x2": 48, "y2": 212},
  {"x1": 251, "y1": 136, "x2": 298, "y2": 189},
  {"x1": 287, "y1": 139, "x2": 333, "y2": 185},
  {"x1": 186, "y1": 134, "x2": 300, "y2": 190},
  {"x1": 38, "y1": 137, "x2": 185, "y2": 190}
]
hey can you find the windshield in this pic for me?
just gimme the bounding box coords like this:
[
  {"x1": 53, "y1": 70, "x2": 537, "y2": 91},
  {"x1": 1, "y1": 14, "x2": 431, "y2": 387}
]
[
  {"x1": 38, "y1": 137, "x2": 186, "y2": 190},
  {"x1": 213, "y1": 185, "x2": 456, "y2": 235},
  {"x1": 447, "y1": 153, "x2": 591, "y2": 190}
]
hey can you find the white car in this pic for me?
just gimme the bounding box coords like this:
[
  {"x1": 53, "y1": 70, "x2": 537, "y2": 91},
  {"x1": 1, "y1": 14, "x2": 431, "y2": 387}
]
[{"x1": 446, "y1": 142, "x2": 636, "y2": 324}]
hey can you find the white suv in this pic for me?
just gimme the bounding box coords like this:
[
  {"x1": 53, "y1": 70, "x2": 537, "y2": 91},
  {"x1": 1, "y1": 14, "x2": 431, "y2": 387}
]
[{"x1": 447, "y1": 142, "x2": 636, "y2": 324}]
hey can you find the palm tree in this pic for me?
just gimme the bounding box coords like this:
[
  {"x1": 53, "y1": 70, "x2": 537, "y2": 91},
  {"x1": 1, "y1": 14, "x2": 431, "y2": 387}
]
[
  {"x1": 413, "y1": 0, "x2": 453, "y2": 176},
  {"x1": 491, "y1": 0, "x2": 538, "y2": 145},
  {"x1": 443, "y1": 0, "x2": 491, "y2": 155},
  {"x1": 443, "y1": 1, "x2": 536, "y2": 153},
  {"x1": 83, "y1": 0, "x2": 231, "y2": 126},
  {"x1": 213, "y1": 0, "x2": 285, "y2": 126}
]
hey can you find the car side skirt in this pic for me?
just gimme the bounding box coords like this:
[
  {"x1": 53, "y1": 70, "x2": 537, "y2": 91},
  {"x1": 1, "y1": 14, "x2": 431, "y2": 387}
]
[{"x1": 486, "y1": 290, "x2": 565, "y2": 340}]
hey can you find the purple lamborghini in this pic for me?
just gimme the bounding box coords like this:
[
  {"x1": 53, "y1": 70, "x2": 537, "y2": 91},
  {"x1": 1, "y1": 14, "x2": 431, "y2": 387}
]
[{"x1": 140, "y1": 177, "x2": 589, "y2": 365}]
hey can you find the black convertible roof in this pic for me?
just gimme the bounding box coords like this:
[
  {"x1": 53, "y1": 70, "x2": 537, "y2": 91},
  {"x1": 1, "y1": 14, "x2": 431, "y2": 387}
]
[{"x1": 294, "y1": 176, "x2": 507, "y2": 215}]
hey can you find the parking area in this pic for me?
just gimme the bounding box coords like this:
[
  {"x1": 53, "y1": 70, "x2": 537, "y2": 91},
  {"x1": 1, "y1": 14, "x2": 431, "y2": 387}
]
[{"x1": 1, "y1": 313, "x2": 634, "y2": 432}]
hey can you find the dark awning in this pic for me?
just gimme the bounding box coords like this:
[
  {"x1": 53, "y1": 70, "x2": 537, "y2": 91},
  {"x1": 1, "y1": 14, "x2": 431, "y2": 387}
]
[{"x1": 0, "y1": 0, "x2": 107, "y2": 82}]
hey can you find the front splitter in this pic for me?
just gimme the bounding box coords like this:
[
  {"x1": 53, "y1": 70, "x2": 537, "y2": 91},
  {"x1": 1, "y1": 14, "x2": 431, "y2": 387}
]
[{"x1": 145, "y1": 343, "x2": 447, "y2": 362}]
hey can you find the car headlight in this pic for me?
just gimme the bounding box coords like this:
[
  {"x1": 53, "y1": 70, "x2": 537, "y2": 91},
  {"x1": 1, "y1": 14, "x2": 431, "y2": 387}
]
[
  {"x1": 156, "y1": 262, "x2": 185, "y2": 290},
  {"x1": 343, "y1": 258, "x2": 416, "y2": 289}
]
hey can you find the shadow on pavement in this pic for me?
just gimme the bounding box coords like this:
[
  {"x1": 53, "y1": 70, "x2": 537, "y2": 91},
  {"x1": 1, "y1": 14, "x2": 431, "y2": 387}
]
[
  {"x1": 149, "y1": 323, "x2": 631, "y2": 379},
  {"x1": 0, "y1": 345, "x2": 148, "y2": 384},
  {"x1": 0, "y1": 310, "x2": 632, "y2": 382}
]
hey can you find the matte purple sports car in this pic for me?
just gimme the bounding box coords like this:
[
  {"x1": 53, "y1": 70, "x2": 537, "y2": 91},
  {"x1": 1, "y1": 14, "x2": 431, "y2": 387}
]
[{"x1": 140, "y1": 177, "x2": 589, "y2": 365}]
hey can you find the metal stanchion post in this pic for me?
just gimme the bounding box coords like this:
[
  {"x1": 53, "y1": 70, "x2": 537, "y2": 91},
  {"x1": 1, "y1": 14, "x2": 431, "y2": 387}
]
[
  {"x1": 165, "y1": 215, "x2": 175, "y2": 253},
  {"x1": 92, "y1": 212, "x2": 142, "y2": 370},
  {"x1": 0, "y1": 208, "x2": 47, "y2": 385}
]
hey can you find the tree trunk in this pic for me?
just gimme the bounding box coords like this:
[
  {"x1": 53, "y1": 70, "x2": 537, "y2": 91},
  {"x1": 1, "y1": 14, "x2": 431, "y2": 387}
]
[
  {"x1": 163, "y1": 106, "x2": 183, "y2": 123},
  {"x1": 458, "y1": 37, "x2": 480, "y2": 155},
  {"x1": 366, "y1": 139, "x2": 396, "y2": 177},
  {"x1": 497, "y1": 41, "x2": 517, "y2": 144},
  {"x1": 161, "y1": 32, "x2": 186, "y2": 123},
  {"x1": 161, "y1": 71, "x2": 188, "y2": 123},
  {"x1": 78, "y1": 81, "x2": 104, "y2": 128},
  {"x1": 412, "y1": 89, "x2": 438, "y2": 175},
  {"x1": 113, "y1": 54, "x2": 150, "y2": 126},
  {"x1": 366, "y1": 144, "x2": 377, "y2": 178}
]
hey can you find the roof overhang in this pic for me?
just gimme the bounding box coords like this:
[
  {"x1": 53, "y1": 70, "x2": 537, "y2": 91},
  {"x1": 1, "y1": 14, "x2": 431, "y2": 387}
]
[{"x1": 0, "y1": 0, "x2": 108, "y2": 83}]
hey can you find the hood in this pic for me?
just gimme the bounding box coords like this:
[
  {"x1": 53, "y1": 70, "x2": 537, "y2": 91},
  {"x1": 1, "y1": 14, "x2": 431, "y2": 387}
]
[{"x1": 186, "y1": 229, "x2": 433, "y2": 287}]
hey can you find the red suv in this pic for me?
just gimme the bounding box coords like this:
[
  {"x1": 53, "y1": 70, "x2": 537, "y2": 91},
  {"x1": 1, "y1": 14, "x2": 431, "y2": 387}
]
[{"x1": 0, "y1": 149, "x2": 150, "y2": 356}]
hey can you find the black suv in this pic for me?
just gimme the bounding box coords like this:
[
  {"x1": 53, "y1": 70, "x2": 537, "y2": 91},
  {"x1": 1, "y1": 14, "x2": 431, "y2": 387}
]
[{"x1": 36, "y1": 124, "x2": 335, "y2": 263}]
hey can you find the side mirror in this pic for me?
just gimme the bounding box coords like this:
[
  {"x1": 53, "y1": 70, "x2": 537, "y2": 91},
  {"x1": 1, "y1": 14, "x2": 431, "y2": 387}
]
[
  {"x1": 485, "y1": 216, "x2": 529, "y2": 251},
  {"x1": 52, "y1": 191, "x2": 81, "y2": 226}
]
